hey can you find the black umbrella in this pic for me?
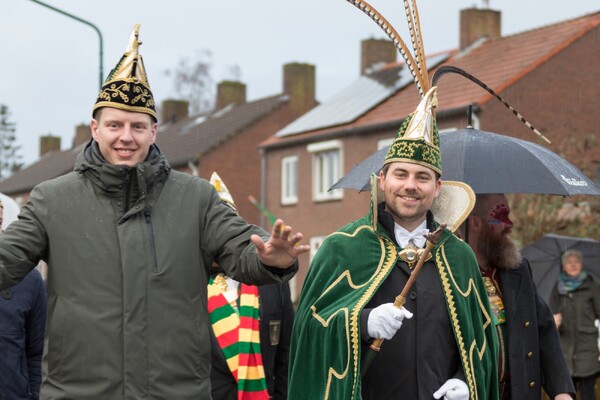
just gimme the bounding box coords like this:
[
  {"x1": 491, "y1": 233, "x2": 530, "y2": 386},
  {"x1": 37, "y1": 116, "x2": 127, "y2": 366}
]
[
  {"x1": 521, "y1": 233, "x2": 600, "y2": 304},
  {"x1": 330, "y1": 127, "x2": 600, "y2": 196}
]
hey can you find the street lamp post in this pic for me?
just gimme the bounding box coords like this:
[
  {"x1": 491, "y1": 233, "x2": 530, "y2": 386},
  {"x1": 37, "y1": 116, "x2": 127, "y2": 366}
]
[{"x1": 29, "y1": 0, "x2": 104, "y2": 89}]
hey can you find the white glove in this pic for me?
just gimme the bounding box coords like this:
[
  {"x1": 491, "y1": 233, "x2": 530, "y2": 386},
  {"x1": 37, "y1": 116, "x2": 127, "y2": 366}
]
[
  {"x1": 367, "y1": 303, "x2": 413, "y2": 340},
  {"x1": 433, "y1": 378, "x2": 469, "y2": 400}
]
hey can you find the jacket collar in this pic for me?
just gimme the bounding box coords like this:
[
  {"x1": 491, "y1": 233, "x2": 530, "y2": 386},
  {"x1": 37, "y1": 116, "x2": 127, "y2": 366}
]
[
  {"x1": 74, "y1": 140, "x2": 171, "y2": 212},
  {"x1": 377, "y1": 203, "x2": 435, "y2": 247}
]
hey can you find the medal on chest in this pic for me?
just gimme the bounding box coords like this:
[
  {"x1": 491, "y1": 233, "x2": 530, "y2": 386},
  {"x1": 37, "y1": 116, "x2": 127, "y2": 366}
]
[
  {"x1": 398, "y1": 243, "x2": 432, "y2": 269},
  {"x1": 481, "y1": 270, "x2": 506, "y2": 325}
]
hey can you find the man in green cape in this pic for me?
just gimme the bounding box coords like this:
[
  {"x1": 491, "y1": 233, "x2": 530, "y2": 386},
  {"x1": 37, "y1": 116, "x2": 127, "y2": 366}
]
[{"x1": 288, "y1": 87, "x2": 499, "y2": 400}]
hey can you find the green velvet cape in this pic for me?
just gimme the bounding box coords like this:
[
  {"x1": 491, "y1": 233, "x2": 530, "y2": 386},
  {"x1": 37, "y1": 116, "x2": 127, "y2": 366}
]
[{"x1": 289, "y1": 190, "x2": 498, "y2": 400}]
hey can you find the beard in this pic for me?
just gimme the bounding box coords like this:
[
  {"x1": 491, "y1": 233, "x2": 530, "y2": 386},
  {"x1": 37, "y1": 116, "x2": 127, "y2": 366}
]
[{"x1": 477, "y1": 225, "x2": 522, "y2": 270}]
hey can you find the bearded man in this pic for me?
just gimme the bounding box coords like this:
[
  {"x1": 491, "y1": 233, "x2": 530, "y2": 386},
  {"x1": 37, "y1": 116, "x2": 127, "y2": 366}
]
[{"x1": 464, "y1": 193, "x2": 575, "y2": 400}]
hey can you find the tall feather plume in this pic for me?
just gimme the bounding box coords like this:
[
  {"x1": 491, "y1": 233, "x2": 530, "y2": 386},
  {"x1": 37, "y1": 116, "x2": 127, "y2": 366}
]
[
  {"x1": 432, "y1": 65, "x2": 551, "y2": 144},
  {"x1": 346, "y1": 1, "x2": 549, "y2": 144},
  {"x1": 404, "y1": 0, "x2": 428, "y2": 86},
  {"x1": 346, "y1": 0, "x2": 427, "y2": 96}
]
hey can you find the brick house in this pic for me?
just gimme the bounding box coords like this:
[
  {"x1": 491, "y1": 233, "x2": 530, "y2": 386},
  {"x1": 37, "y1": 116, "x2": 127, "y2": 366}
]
[
  {"x1": 0, "y1": 62, "x2": 317, "y2": 227},
  {"x1": 259, "y1": 9, "x2": 600, "y2": 299}
]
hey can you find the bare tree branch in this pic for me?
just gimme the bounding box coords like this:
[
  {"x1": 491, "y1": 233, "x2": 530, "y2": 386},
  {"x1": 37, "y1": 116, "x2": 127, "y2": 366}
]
[{"x1": 164, "y1": 49, "x2": 214, "y2": 114}]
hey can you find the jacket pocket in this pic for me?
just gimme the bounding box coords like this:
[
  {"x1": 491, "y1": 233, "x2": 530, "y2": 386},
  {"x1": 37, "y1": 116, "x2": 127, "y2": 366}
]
[
  {"x1": 46, "y1": 296, "x2": 69, "y2": 380},
  {"x1": 0, "y1": 332, "x2": 30, "y2": 394},
  {"x1": 144, "y1": 209, "x2": 160, "y2": 274}
]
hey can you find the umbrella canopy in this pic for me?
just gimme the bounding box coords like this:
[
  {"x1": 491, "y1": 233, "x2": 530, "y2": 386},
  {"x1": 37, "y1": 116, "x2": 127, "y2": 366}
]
[
  {"x1": 521, "y1": 233, "x2": 600, "y2": 304},
  {"x1": 331, "y1": 146, "x2": 389, "y2": 192},
  {"x1": 0, "y1": 192, "x2": 20, "y2": 231},
  {"x1": 331, "y1": 127, "x2": 600, "y2": 196}
]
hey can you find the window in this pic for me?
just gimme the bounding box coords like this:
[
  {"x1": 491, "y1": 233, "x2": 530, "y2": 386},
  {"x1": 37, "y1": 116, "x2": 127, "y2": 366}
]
[
  {"x1": 288, "y1": 236, "x2": 326, "y2": 303},
  {"x1": 289, "y1": 276, "x2": 299, "y2": 304},
  {"x1": 378, "y1": 138, "x2": 393, "y2": 150},
  {"x1": 307, "y1": 140, "x2": 343, "y2": 201},
  {"x1": 309, "y1": 236, "x2": 326, "y2": 263},
  {"x1": 439, "y1": 126, "x2": 458, "y2": 133},
  {"x1": 281, "y1": 156, "x2": 298, "y2": 205}
]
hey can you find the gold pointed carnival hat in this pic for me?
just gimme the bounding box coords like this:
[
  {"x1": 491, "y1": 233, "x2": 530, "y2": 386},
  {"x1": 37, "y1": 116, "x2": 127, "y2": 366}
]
[
  {"x1": 346, "y1": 0, "x2": 446, "y2": 174},
  {"x1": 209, "y1": 172, "x2": 238, "y2": 213},
  {"x1": 344, "y1": 0, "x2": 443, "y2": 175},
  {"x1": 348, "y1": 2, "x2": 551, "y2": 175},
  {"x1": 348, "y1": 0, "x2": 472, "y2": 230},
  {"x1": 384, "y1": 86, "x2": 441, "y2": 174},
  {"x1": 93, "y1": 24, "x2": 157, "y2": 121},
  {"x1": 349, "y1": 0, "x2": 552, "y2": 232}
]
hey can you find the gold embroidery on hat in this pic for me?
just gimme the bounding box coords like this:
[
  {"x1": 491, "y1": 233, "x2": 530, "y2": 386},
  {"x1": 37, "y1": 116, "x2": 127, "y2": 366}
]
[{"x1": 93, "y1": 24, "x2": 157, "y2": 120}]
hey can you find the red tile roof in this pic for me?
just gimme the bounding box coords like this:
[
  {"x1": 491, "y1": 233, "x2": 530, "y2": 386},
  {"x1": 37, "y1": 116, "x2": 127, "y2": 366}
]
[
  {"x1": 157, "y1": 94, "x2": 287, "y2": 167},
  {"x1": 264, "y1": 11, "x2": 600, "y2": 147},
  {"x1": 434, "y1": 11, "x2": 600, "y2": 111}
]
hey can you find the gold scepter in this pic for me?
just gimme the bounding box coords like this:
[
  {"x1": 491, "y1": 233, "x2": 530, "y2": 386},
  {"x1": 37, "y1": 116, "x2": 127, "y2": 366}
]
[{"x1": 361, "y1": 224, "x2": 446, "y2": 376}]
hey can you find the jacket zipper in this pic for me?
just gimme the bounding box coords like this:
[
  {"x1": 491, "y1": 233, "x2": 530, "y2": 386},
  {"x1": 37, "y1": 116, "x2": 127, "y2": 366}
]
[
  {"x1": 144, "y1": 209, "x2": 159, "y2": 273},
  {"x1": 123, "y1": 170, "x2": 131, "y2": 213}
]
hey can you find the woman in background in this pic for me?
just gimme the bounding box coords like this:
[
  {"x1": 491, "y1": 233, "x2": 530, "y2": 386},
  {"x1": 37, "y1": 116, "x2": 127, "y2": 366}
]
[{"x1": 551, "y1": 249, "x2": 600, "y2": 399}]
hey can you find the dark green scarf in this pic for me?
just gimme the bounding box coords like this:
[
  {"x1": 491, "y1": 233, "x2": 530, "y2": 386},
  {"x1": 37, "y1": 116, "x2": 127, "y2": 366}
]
[{"x1": 557, "y1": 270, "x2": 588, "y2": 294}]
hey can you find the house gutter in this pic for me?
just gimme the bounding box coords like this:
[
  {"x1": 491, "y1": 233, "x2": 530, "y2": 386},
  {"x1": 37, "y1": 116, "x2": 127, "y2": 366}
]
[{"x1": 259, "y1": 148, "x2": 267, "y2": 228}]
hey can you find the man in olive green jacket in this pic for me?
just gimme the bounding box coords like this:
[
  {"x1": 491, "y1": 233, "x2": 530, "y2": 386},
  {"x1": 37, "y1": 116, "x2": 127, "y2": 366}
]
[{"x1": 0, "y1": 25, "x2": 308, "y2": 400}]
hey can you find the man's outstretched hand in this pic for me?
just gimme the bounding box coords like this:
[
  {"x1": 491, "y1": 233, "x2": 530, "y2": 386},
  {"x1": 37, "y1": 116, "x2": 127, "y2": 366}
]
[{"x1": 251, "y1": 219, "x2": 310, "y2": 269}]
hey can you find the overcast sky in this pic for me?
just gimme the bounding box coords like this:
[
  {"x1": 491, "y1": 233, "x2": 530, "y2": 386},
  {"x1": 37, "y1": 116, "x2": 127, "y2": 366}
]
[{"x1": 1, "y1": 0, "x2": 598, "y2": 168}]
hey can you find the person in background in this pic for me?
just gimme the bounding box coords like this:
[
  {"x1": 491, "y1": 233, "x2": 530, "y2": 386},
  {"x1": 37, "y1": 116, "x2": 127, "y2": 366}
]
[
  {"x1": 463, "y1": 193, "x2": 575, "y2": 399},
  {"x1": 208, "y1": 172, "x2": 294, "y2": 400},
  {"x1": 0, "y1": 199, "x2": 47, "y2": 400},
  {"x1": 551, "y1": 249, "x2": 600, "y2": 399},
  {"x1": 0, "y1": 25, "x2": 308, "y2": 400}
]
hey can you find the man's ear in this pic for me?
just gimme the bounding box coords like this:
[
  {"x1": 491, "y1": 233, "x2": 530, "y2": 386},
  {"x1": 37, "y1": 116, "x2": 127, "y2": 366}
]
[
  {"x1": 434, "y1": 178, "x2": 442, "y2": 199},
  {"x1": 150, "y1": 122, "x2": 158, "y2": 144},
  {"x1": 469, "y1": 215, "x2": 481, "y2": 231},
  {"x1": 90, "y1": 119, "x2": 99, "y2": 141}
]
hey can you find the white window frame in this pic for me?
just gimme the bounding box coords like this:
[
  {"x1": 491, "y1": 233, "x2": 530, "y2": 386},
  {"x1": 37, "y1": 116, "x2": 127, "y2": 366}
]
[
  {"x1": 289, "y1": 275, "x2": 299, "y2": 304},
  {"x1": 377, "y1": 138, "x2": 393, "y2": 150},
  {"x1": 289, "y1": 235, "x2": 326, "y2": 303},
  {"x1": 439, "y1": 127, "x2": 458, "y2": 133},
  {"x1": 309, "y1": 236, "x2": 326, "y2": 263},
  {"x1": 307, "y1": 140, "x2": 343, "y2": 202},
  {"x1": 281, "y1": 155, "x2": 298, "y2": 205}
]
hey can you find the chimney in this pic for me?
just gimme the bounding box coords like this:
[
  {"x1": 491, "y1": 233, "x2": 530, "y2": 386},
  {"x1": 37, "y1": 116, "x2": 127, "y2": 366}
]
[
  {"x1": 360, "y1": 38, "x2": 397, "y2": 75},
  {"x1": 283, "y1": 62, "x2": 316, "y2": 117},
  {"x1": 40, "y1": 135, "x2": 61, "y2": 157},
  {"x1": 72, "y1": 124, "x2": 91, "y2": 148},
  {"x1": 460, "y1": 8, "x2": 501, "y2": 50},
  {"x1": 161, "y1": 99, "x2": 189, "y2": 124},
  {"x1": 215, "y1": 81, "x2": 246, "y2": 110}
]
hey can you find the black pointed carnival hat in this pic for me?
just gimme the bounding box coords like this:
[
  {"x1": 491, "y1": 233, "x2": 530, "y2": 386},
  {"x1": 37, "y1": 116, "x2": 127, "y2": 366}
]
[{"x1": 93, "y1": 24, "x2": 157, "y2": 121}]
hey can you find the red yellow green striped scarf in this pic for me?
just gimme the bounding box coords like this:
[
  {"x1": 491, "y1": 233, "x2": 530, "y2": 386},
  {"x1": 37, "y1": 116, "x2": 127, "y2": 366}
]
[{"x1": 208, "y1": 277, "x2": 269, "y2": 400}]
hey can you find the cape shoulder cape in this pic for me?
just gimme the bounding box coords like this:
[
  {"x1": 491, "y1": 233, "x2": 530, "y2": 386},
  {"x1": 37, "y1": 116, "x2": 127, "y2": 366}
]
[{"x1": 289, "y1": 204, "x2": 498, "y2": 399}]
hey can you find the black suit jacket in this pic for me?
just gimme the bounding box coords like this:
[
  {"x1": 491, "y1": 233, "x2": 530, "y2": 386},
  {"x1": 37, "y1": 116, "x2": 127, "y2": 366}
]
[
  {"x1": 497, "y1": 258, "x2": 575, "y2": 399},
  {"x1": 210, "y1": 282, "x2": 294, "y2": 400}
]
